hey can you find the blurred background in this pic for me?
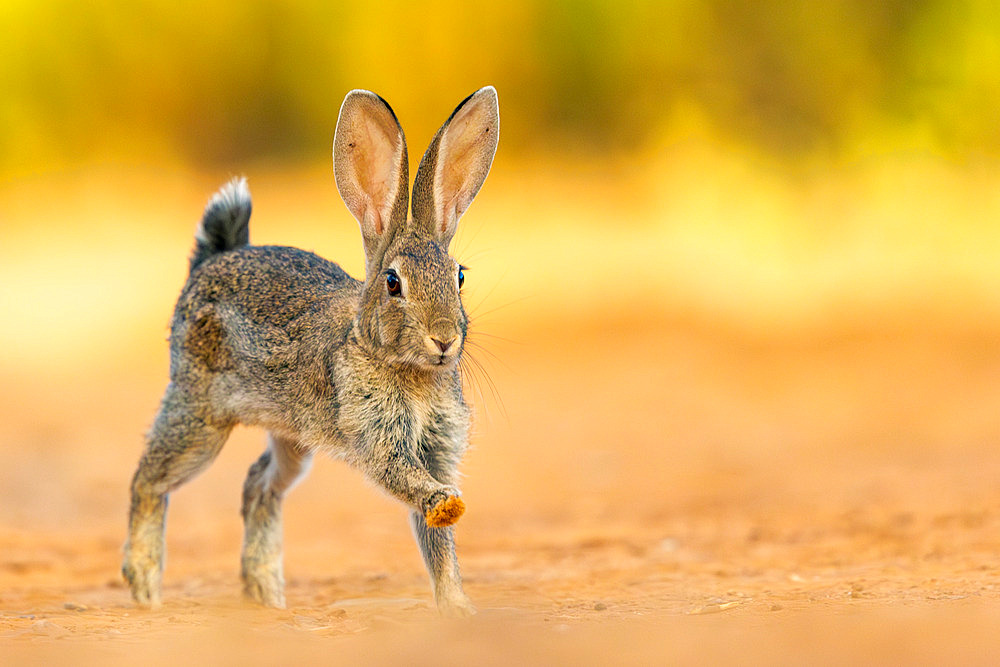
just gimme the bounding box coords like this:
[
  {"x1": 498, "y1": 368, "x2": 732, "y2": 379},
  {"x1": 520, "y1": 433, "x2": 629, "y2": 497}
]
[
  {"x1": 4, "y1": 1, "x2": 1000, "y2": 353},
  {"x1": 2, "y1": 0, "x2": 1000, "y2": 632}
]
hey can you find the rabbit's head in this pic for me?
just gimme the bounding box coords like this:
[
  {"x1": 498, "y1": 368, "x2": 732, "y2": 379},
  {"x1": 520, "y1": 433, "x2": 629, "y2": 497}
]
[{"x1": 333, "y1": 88, "x2": 499, "y2": 371}]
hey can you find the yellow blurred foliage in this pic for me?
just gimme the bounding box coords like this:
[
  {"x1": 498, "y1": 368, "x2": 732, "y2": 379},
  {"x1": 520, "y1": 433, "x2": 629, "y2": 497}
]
[
  {"x1": 3, "y1": 1, "x2": 1000, "y2": 172},
  {"x1": 1, "y1": 0, "x2": 999, "y2": 372}
]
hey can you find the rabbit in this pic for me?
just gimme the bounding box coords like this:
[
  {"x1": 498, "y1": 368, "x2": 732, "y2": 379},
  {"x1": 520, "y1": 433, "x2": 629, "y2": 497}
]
[{"x1": 121, "y1": 87, "x2": 499, "y2": 618}]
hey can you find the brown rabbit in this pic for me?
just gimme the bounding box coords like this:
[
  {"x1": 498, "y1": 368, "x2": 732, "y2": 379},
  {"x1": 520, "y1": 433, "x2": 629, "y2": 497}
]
[{"x1": 122, "y1": 87, "x2": 499, "y2": 617}]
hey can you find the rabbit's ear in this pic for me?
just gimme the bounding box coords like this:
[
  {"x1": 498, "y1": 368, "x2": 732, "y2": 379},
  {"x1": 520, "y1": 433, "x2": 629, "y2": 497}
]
[
  {"x1": 334, "y1": 90, "x2": 409, "y2": 265},
  {"x1": 411, "y1": 86, "x2": 499, "y2": 247}
]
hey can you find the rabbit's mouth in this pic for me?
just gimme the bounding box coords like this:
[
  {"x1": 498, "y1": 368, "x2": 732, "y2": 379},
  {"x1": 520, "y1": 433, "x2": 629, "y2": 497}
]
[
  {"x1": 415, "y1": 350, "x2": 461, "y2": 371},
  {"x1": 422, "y1": 352, "x2": 458, "y2": 370}
]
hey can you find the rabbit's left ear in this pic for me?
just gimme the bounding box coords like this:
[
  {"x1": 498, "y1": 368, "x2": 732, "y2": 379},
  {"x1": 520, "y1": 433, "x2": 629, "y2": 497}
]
[
  {"x1": 411, "y1": 87, "x2": 499, "y2": 247},
  {"x1": 334, "y1": 90, "x2": 409, "y2": 270}
]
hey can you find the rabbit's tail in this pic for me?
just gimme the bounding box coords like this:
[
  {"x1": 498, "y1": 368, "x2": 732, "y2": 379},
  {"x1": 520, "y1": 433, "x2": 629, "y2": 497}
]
[{"x1": 190, "y1": 177, "x2": 252, "y2": 272}]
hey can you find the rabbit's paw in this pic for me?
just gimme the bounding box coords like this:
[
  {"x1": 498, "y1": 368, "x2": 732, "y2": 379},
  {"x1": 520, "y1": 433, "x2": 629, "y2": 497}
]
[
  {"x1": 437, "y1": 592, "x2": 477, "y2": 618},
  {"x1": 424, "y1": 489, "x2": 466, "y2": 528},
  {"x1": 121, "y1": 554, "x2": 162, "y2": 607},
  {"x1": 241, "y1": 571, "x2": 286, "y2": 608}
]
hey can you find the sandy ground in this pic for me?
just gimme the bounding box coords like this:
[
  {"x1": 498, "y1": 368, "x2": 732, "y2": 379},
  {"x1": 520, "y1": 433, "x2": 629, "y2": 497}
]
[
  {"x1": 1, "y1": 164, "x2": 999, "y2": 663},
  {"x1": 3, "y1": 308, "x2": 1000, "y2": 664}
]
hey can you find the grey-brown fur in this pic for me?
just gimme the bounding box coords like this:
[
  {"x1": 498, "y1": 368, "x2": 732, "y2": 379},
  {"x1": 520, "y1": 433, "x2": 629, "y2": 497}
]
[{"x1": 123, "y1": 87, "x2": 499, "y2": 617}]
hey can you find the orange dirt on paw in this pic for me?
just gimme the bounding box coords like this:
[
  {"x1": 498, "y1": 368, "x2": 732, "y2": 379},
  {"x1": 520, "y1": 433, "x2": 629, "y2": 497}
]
[{"x1": 425, "y1": 495, "x2": 465, "y2": 527}]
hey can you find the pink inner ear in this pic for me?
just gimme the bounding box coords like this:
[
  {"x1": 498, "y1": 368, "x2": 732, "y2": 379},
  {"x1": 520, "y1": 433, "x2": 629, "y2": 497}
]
[
  {"x1": 362, "y1": 205, "x2": 384, "y2": 236},
  {"x1": 433, "y1": 96, "x2": 496, "y2": 236},
  {"x1": 335, "y1": 92, "x2": 406, "y2": 238},
  {"x1": 355, "y1": 116, "x2": 400, "y2": 220},
  {"x1": 440, "y1": 202, "x2": 458, "y2": 234}
]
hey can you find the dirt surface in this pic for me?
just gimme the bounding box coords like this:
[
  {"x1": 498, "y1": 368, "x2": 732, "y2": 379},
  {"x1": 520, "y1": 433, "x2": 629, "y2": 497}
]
[{"x1": 2, "y1": 310, "x2": 1000, "y2": 664}]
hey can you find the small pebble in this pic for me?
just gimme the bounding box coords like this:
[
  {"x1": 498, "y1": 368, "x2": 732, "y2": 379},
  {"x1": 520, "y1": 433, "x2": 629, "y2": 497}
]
[
  {"x1": 594, "y1": 602, "x2": 607, "y2": 611},
  {"x1": 63, "y1": 602, "x2": 87, "y2": 611}
]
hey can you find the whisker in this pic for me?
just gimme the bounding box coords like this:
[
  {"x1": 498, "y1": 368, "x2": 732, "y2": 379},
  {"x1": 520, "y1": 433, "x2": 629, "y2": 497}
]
[
  {"x1": 459, "y1": 357, "x2": 492, "y2": 424},
  {"x1": 469, "y1": 294, "x2": 537, "y2": 323},
  {"x1": 452, "y1": 214, "x2": 492, "y2": 260},
  {"x1": 459, "y1": 357, "x2": 481, "y2": 408},
  {"x1": 467, "y1": 331, "x2": 521, "y2": 344},
  {"x1": 462, "y1": 347, "x2": 508, "y2": 423},
  {"x1": 455, "y1": 247, "x2": 495, "y2": 267},
  {"x1": 459, "y1": 356, "x2": 484, "y2": 404},
  {"x1": 465, "y1": 338, "x2": 513, "y2": 373},
  {"x1": 467, "y1": 266, "x2": 513, "y2": 317}
]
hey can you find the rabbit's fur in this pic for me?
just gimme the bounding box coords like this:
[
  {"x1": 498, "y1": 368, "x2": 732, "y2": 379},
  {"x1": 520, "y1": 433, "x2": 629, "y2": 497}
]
[{"x1": 122, "y1": 87, "x2": 499, "y2": 617}]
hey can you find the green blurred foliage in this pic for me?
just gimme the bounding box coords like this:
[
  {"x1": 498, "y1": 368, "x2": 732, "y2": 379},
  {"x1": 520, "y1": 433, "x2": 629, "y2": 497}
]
[{"x1": 2, "y1": 0, "x2": 999, "y2": 175}]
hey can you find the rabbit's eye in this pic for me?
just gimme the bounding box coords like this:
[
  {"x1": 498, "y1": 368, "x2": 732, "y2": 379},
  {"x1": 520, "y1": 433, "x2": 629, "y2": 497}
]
[
  {"x1": 386, "y1": 270, "x2": 402, "y2": 297},
  {"x1": 458, "y1": 267, "x2": 465, "y2": 289}
]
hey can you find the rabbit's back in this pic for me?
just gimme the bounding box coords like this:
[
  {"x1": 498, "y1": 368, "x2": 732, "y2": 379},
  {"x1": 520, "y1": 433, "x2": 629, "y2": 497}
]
[
  {"x1": 167, "y1": 245, "x2": 360, "y2": 431},
  {"x1": 177, "y1": 245, "x2": 357, "y2": 327}
]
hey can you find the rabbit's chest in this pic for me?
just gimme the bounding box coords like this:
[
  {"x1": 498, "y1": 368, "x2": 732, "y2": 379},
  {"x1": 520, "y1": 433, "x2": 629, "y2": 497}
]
[
  {"x1": 336, "y1": 371, "x2": 463, "y2": 447},
  {"x1": 371, "y1": 389, "x2": 465, "y2": 449}
]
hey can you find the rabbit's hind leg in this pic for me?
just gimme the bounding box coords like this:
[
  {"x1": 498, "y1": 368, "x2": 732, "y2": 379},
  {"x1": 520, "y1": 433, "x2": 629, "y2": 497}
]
[
  {"x1": 240, "y1": 433, "x2": 313, "y2": 608},
  {"x1": 123, "y1": 383, "x2": 232, "y2": 606}
]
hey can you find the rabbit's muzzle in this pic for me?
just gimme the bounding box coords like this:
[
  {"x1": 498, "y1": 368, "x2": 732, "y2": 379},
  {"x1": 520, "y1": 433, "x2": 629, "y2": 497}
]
[
  {"x1": 423, "y1": 318, "x2": 462, "y2": 366},
  {"x1": 423, "y1": 334, "x2": 461, "y2": 366}
]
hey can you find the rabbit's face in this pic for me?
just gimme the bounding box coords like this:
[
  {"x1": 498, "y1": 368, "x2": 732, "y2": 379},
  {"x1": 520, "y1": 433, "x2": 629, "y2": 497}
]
[
  {"x1": 363, "y1": 233, "x2": 467, "y2": 371},
  {"x1": 334, "y1": 86, "x2": 497, "y2": 372}
]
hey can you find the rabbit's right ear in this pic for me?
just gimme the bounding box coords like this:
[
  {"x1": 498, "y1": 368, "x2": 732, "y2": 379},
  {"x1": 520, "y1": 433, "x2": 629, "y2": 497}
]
[
  {"x1": 334, "y1": 90, "x2": 409, "y2": 268},
  {"x1": 411, "y1": 87, "x2": 499, "y2": 247}
]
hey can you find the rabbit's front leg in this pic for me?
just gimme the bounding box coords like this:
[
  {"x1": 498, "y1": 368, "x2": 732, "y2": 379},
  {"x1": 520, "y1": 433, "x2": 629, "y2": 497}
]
[
  {"x1": 362, "y1": 442, "x2": 466, "y2": 528},
  {"x1": 410, "y1": 510, "x2": 475, "y2": 617}
]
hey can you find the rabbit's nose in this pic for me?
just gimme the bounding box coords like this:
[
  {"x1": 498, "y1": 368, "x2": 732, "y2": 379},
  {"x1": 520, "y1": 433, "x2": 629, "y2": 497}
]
[{"x1": 431, "y1": 336, "x2": 455, "y2": 354}]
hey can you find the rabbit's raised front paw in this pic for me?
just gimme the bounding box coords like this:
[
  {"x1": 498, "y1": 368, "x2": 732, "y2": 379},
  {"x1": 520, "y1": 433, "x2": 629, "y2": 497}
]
[{"x1": 423, "y1": 488, "x2": 465, "y2": 528}]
